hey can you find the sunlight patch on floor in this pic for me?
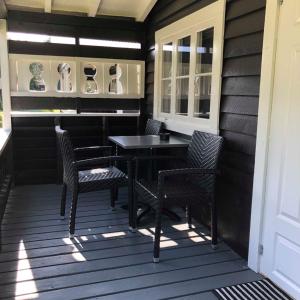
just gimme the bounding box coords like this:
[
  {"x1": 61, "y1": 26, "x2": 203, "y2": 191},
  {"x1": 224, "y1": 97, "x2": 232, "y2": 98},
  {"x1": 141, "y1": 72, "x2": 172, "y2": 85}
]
[
  {"x1": 160, "y1": 240, "x2": 178, "y2": 248},
  {"x1": 15, "y1": 240, "x2": 39, "y2": 299},
  {"x1": 171, "y1": 224, "x2": 196, "y2": 231},
  {"x1": 186, "y1": 231, "x2": 206, "y2": 242},
  {"x1": 62, "y1": 237, "x2": 87, "y2": 262}
]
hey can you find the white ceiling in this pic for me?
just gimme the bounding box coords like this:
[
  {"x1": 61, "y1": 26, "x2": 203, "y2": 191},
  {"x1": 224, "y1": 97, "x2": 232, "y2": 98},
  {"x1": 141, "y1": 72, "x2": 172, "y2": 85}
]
[{"x1": 4, "y1": 0, "x2": 157, "y2": 21}]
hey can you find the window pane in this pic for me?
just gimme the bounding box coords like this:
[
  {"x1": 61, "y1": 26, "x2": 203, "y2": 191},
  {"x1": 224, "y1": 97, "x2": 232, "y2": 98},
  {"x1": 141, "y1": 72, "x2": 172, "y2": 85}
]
[
  {"x1": 194, "y1": 75, "x2": 211, "y2": 119},
  {"x1": 177, "y1": 36, "x2": 191, "y2": 76},
  {"x1": 161, "y1": 79, "x2": 171, "y2": 113},
  {"x1": 196, "y1": 28, "x2": 214, "y2": 74},
  {"x1": 162, "y1": 42, "x2": 173, "y2": 78},
  {"x1": 176, "y1": 77, "x2": 189, "y2": 116}
]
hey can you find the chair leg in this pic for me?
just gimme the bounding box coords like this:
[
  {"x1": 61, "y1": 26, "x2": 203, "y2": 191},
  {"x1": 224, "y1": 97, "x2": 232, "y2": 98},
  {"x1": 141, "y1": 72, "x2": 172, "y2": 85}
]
[
  {"x1": 129, "y1": 188, "x2": 137, "y2": 232},
  {"x1": 153, "y1": 208, "x2": 162, "y2": 263},
  {"x1": 115, "y1": 188, "x2": 119, "y2": 202},
  {"x1": 110, "y1": 186, "x2": 117, "y2": 211},
  {"x1": 60, "y1": 183, "x2": 67, "y2": 219},
  {"x1": 211, "y1": 200, "x2": 218, "y2": 249},
  {"x1": 186, "y1": 205, "x2": 192, "y2": 229},
  {"x1": 69, "y1": 191, "x2": 78, "y2": 238}
]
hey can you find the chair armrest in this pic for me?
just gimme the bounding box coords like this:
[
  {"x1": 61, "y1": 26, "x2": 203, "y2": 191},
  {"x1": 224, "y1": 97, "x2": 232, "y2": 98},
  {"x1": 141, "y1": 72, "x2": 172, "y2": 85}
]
[
  {"x1": 158, "y1": 168, "x2": 216, "y2": 179},
  {"x1": 134, "y1": 155, "x2": 186, "y2": 181},
  {"x1": 133, "y1": 155, "x2": 185, "y2": 162},
  {"x1": 74, "y1": 155, "x2": 132, "y2": 169},
  {"x1": 156, "y1": 168, "x2": 217, "y2": 199},
  {"x1": 74, "y1": 146, "x2": 112, "y2": 154}
]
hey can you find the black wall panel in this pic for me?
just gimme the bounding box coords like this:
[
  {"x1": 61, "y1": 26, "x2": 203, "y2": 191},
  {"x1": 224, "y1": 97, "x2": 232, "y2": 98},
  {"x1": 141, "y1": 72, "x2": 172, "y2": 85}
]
[
  {"x1": 145, "y1": 0, "x2": 266, "y2": 257},
  {"x1": 8, "y1": 11, "x2": 144, "y2": 185},
  {"x1": 12, "y1": 116, "x2": 139, "y2": 184},
  {"x1": 0, "y1": 135, "x2": 13, "y2": 242}
]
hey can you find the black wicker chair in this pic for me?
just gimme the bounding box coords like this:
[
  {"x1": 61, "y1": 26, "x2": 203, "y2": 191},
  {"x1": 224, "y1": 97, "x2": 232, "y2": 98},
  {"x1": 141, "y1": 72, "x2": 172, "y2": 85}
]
[
  {"x1": 133, "y1": 131, "x2": 224, "y2": 262},
  {"x1": 55, "y1": 125, "x2": 134, "y2": 237},
  {"x1": 144, "y1": 119, "x2": 163, "y2": 135}
]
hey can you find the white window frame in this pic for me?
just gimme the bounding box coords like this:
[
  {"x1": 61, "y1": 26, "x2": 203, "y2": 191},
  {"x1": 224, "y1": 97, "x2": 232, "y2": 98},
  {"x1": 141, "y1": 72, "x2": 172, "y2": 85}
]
[{"x1": 153, "y1": 0, "x2": 225, "y2": 135}]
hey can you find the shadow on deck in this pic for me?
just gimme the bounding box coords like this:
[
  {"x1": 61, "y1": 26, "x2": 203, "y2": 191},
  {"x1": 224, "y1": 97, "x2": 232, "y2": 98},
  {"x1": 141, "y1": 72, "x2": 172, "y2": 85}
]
[{"x1": 0, "y1": 185, "x2": 261, "y2": 299}]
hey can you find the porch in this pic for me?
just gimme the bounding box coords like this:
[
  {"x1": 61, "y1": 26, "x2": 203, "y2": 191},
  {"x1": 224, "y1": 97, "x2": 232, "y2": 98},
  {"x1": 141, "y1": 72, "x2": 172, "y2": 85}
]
[{"x1": 0, "y1": 185, "x2": 260, "y2": 300}]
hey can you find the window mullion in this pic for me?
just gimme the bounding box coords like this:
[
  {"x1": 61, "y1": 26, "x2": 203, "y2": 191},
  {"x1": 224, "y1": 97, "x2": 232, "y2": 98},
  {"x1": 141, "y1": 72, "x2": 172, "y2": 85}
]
[
  {"x1": 170, "y1": 39, "x2": 177, "y2": 118},
  {"x1": 157, "y1": 42, "x2": 162, "y2": 117},
  {"x1": 188, "y1": 32, "x2": 197, "y2": 119}
]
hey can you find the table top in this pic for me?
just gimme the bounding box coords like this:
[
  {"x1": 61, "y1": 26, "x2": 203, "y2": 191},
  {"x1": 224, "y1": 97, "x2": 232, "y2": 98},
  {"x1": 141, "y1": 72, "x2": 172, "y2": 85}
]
[{"x1": 108, "y1": 135, "x2": 189, "y2": 150}]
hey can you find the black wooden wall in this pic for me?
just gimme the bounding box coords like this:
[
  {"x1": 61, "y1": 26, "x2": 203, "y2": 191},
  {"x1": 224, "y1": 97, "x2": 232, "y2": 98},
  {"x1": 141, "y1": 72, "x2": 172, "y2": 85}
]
[
  {"x1": 0, "y1": 135, "x2": 13, "y2": 242},
  {"x1": 12, "y1": 116, "x2": 138, "y2": 184},
  {"x1": 7, "y1": 10, "x2": 145, "y2": 113},
  {"x1": 144, "y1": 0, "x2": 266, "y2": 257},
  {"x1": 8, "y1": 0, "x2": 266, "y2": 257},
  {"x1": 7, "y1": 10, "x2": 145, "y2": 60},
  {"x1": 8, "y1": 11, "x2": 144, "y2": 184}
]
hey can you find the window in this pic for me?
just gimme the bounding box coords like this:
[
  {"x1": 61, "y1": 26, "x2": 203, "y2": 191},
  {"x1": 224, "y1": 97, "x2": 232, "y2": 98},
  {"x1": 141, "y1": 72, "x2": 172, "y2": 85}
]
[
  {"x1": 154, "y1": 0, "x2": 225, "y2": 135},
  {"x1": 79, "y1": 38, "x2": 141, "y2": 49},
  {"x1": 7, "y1": 32, "x2": 76, "y2": 45}
]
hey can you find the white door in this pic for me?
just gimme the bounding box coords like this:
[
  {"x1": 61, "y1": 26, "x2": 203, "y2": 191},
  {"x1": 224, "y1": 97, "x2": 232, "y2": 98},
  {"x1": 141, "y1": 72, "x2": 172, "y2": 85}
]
[{"x1": 261, "y1": 0, "x2": 300, "y2": 299}]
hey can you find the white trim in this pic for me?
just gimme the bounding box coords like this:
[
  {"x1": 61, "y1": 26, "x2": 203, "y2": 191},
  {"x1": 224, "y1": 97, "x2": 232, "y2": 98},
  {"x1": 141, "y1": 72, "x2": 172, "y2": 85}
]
[
  {"x1": 248, "y1": 0, "x2": 280, "y2": 272},
  {"x1": 153, "y1": 0, "x2": 225, "y2": 135},
  {"x1": 136, "y1": 0, "x2": 157, "y2": 22},
  {"x1": 88, "y1": 0, "x2": 102, "y2": 17},
  {"x1": 9, "y1": 54, "x2": 145, "y2": 99},
  {"x1": 0, "y1": 19, "x2": 12, "y2": 130},
  {"x1": 11, "y1": 111, "x2": 140, "y2": 117}
]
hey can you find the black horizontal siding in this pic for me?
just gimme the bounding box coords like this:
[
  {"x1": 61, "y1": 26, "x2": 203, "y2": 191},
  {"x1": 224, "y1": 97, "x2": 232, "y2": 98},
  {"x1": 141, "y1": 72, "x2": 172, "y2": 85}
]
[
  {"x1": 12, "y1": 116, "x2": 139, "y2": 184},
  {"x1": 219, "y1": 0, "x2": 265, "y2": 257},
  {"x1": 145, "y1": 0, "x2": 266, "y2": 257},
  {"x1": 7, "y1": 13, "x2": 144, "y2": 58},
  {"x1": 11, "y1": 97, "x2": 141, "y2": 111},
  {"x1": 0, "y1": 135, "x2": 13, "y2": 241}
]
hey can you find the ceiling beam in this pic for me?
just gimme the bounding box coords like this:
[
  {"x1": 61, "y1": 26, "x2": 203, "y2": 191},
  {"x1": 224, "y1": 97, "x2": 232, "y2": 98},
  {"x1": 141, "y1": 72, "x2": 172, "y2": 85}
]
[
  {"x1": 136, "y1": 0, "x2": 157, "y2": 22},
  {"x1": 0, "y1": 0, "x2": 7, "y2": 18},
  {"x1": 88, "y1": 0, "x2": 102, "y2": 17},
  {"x1": 44, "y1": 0, "x2": 52, "y2": 13}
]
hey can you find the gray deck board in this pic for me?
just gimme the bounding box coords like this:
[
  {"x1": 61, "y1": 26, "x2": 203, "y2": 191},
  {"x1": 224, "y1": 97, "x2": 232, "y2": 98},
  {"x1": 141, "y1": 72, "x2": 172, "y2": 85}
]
[{"x1": 0, "y1": 184, "x2": 261, "y2": 300}]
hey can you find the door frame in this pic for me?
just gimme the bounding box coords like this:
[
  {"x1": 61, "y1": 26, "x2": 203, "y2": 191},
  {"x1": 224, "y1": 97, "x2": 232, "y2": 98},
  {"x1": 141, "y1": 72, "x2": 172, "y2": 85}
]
[{"x1": 248, "y1": 0, "x2": 281, "y2": 273}]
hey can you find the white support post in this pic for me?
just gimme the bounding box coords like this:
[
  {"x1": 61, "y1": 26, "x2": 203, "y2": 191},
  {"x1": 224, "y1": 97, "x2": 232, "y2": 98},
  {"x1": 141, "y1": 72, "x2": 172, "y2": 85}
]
[
  {"x1": 248, "y1": 0, "x2": 280, "y2": 272},
  {"x1": 0, "y1": 19, "x2": 12, "y2": 130},
  {"x1": 88, "y1": 0, "x2": 102, "y2": 17},
  {"x1": 0, "y1": 0, "x2": 7, "y2": 18},
  {"x1": 45, "y1": 0, "x2": 52, "y2": 13}
]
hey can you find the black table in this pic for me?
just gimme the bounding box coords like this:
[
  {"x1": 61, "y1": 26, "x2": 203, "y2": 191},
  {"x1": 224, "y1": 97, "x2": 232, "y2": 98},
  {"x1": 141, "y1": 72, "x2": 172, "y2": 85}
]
[
  {"x1": 108, "y1": 135, "x2": 189, "y2": 223},
  {"x1": 108, "y1": 135, "x2": 189, "y2": 150}
]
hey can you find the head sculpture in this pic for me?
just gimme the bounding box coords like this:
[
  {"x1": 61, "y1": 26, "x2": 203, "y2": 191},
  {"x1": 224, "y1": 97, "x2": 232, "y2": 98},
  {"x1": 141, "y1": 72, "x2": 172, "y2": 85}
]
[{"x1": 29, "y1": 62, "x2": 46, "y2": 91}]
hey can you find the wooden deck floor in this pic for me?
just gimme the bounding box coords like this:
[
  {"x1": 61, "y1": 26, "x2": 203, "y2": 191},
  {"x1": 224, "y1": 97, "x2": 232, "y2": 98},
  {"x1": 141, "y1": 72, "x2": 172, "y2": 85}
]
[{"x1": 0, "y1": 184, "x2": 261, "y2": 300}]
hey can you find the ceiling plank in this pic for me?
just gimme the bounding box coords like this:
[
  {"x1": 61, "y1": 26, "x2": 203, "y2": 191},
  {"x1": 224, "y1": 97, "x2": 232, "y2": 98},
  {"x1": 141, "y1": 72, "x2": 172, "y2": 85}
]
[
  {"x1": 136, "y1": 0, "x2": 157, "y2": 22},
  {"x1": 88, "y1": 0, "x2": 102, "y2": 17},
  {"x1": 44, "y1": 0, "x2": 52, "y2": 13},
  {"x1": 0, "y1": 0, "x2": 7, "y2": 18}
]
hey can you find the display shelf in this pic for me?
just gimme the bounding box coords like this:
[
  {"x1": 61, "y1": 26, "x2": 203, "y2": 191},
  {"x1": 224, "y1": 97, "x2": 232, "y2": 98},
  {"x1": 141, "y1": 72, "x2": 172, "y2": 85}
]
[{"x1": 9, "y1": 54, "x2": 145, "y2": 99}]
